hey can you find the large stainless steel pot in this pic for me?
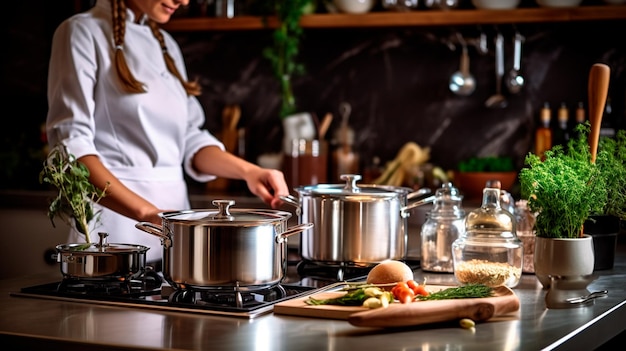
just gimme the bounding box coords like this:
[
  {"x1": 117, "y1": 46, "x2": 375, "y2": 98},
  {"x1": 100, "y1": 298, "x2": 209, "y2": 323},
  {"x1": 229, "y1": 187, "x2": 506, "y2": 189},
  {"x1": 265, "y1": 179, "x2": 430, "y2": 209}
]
[
  {"x1": 281, "y1": 174, "x2": 435, "y2": 265},
  {"x1": 56, "y1": 232, "x2": 149, "y2": 280},
  {"x1": 135, "y1": 200, "x2": 313, "y2": 291}
]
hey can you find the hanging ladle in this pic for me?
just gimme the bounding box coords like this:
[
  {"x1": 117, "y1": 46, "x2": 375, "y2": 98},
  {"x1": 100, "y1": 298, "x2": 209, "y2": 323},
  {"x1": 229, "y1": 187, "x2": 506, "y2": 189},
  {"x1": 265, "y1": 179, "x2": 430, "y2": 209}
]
[
  {"x1": 506, "y1": 31, "x2": 525, "y2": 94},
  {"x1": 449, "y1": 34, "x2": 476, "y2": 96},
  {"x1": 485, "y1": 33, "x2": 508, "y2": 108}
]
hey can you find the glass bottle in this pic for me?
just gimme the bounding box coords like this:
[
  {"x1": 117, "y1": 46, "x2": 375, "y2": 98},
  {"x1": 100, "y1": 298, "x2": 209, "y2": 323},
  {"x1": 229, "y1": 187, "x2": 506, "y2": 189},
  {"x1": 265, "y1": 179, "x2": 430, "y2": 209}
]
[
  {"x1": 452, "y1": 181, "x2": 523, "y2": 288},
  {"x1": 554, "y1": 102, "x2": 570, "y2": 147},
  {"x1": 534, "y1": 102, "x2": 552, "y2": 160},
  {"x1": 420, "y1": 182, "x2": 465, "y2": 273}
]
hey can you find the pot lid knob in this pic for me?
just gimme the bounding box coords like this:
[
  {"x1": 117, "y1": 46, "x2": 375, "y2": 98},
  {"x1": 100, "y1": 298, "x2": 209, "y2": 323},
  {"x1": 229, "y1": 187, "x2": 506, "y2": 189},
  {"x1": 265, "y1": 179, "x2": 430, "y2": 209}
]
[
  {"x1": 97, "y1": 232, "x2": 109, "y2": 251},
  {"x1": 211, "y1": 199, "x2": 235, "y2": 220},
  {"x1": 341, "y1": 174, "x2": 362, "y2": 192}
]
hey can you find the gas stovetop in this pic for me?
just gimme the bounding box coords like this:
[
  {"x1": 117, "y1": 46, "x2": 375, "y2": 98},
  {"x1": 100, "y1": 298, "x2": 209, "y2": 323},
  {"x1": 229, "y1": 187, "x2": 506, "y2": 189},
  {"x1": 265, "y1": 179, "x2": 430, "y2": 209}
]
[{"x1": 11, "y1": 261, "x2": 374, "y2": 319}]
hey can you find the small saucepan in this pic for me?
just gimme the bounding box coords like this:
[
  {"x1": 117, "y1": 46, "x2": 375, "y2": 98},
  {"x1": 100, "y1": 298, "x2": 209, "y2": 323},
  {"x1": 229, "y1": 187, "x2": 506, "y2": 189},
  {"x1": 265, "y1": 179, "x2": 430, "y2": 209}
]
[
  {"x1": 56, "y1": 232, "x2": 149, "y2": 281},
  {"x1": 135, "y1": 200, "x2": 313, "y2": 291}
]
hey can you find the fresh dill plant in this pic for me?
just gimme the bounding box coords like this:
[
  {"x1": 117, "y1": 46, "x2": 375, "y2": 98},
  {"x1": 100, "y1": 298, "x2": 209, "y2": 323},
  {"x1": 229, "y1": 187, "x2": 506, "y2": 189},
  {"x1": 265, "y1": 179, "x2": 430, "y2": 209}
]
[
  {"x1": 596, "y1": 129, "x2": 626, "y2": 220},
  {"x1": 519, "y1": 123, "x2": 607, "y2": 238}
]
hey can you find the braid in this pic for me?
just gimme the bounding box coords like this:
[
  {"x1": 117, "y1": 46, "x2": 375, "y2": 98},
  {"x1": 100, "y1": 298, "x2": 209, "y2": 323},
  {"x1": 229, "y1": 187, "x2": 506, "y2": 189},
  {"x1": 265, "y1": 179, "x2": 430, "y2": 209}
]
[
  {"x1": 111, "y1": 0, "x2": 146, "y2": 93},
  {"x1": 148, "y1": 20, "x2": 201, "y2": 96}
]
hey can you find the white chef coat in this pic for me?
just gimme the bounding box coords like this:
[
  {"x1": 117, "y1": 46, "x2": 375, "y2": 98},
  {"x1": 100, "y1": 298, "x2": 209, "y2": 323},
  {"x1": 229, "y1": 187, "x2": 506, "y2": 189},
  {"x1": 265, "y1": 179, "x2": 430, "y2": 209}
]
[{"x1": 46, "y1": 0, "x2": 224, "y2": 263}]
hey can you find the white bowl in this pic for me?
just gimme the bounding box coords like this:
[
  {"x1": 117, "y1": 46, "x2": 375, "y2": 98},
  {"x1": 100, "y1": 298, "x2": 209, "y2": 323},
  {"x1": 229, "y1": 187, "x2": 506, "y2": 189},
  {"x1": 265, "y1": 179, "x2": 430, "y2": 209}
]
[
  {"x1": 333, "y1": 0, "x2": 376, "y2": 14},
  {"x1": 471, "y1": 0, "x2": 521, "y2": 9},
  {"x1": 535, "y1": 0, "x2": 583, "y2": 7}
]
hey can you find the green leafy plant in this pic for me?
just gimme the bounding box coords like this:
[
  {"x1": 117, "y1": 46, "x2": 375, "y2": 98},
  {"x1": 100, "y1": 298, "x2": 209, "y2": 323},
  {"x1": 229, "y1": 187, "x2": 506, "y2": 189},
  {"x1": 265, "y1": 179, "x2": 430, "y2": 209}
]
[
  {"x1": 39, "y1": 144, "x2": 108, "y2": 243},
  {"x1": 262, "y1": 0, "x2": 313, "y2": 119},
  {"x1": 519, "y1": 123, "x2": 607, "y2": 238},
  {"x1": 595, "y1": 129, "x2": 626, "y2": 220},
  {"x1": 457, "y1": 156, "x2": 514, "y2": 172}
]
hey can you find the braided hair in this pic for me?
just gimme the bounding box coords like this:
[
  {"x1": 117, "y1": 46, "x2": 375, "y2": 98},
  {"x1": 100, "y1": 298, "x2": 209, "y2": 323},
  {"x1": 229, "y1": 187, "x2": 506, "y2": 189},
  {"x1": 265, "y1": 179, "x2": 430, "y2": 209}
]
[{"x1": 110, "y1": 0, "x2": 201, "y2": 96}]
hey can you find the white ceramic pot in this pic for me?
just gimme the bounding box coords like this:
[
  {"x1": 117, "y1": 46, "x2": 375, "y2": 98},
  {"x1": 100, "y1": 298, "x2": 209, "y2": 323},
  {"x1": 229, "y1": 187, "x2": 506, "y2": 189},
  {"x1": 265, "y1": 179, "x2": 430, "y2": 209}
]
[
  {"x1": 333, "y1": 0, "x2": 376, "y2": 14},
  {"x1": 533, "y1": 235, "x2": 595, "y2": 289},
  {"x1": 282, "y1": 112, "x2": 316, "y2": 153}
]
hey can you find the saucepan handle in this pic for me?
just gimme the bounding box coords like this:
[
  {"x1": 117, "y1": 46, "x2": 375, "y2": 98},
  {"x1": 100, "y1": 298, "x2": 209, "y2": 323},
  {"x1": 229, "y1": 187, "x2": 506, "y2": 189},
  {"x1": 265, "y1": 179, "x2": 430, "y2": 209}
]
[
  {"x1": 135, "y1": 222, "x2": 172, "y2": 249},
  {"x1": 276, "y1": 223, "x2": 314, "y2": 244}
]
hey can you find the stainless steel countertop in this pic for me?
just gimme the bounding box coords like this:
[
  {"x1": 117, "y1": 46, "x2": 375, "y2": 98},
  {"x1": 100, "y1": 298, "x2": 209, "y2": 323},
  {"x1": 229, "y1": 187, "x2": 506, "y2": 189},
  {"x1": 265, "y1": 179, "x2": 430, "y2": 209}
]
[{"x1": 1, "y1": 243, "x2": 625, "y2": 351}]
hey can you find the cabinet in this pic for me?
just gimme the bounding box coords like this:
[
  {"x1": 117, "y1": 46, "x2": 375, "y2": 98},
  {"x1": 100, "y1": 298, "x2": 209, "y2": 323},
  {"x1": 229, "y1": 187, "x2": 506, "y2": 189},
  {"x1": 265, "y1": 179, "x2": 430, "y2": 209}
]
[{"x1": 163, "y1": 6, "x2": 626, "y2": 32}]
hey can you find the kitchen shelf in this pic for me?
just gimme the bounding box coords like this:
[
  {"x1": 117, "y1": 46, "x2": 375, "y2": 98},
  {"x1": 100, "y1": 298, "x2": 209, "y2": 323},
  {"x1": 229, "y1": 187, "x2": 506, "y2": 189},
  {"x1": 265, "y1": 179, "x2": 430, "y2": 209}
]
[{"x1": 163, "y1": 5, "x2": 626, "y2": 32}]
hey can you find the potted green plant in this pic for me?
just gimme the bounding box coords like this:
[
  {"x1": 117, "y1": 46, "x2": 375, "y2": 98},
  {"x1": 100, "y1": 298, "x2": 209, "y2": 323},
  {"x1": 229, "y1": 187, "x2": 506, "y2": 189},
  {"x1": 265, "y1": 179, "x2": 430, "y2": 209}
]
[
  {"x1": 262, "y1": 0, "x2": 313, "y2": 120},
  {"x1": 519, "y1": 123, "x2": 607, "y2": 291},
  {"x1": 584, "y1": 129, "x2": 626, "y2": 269},
  {"x1": 39, "y1": 144, "x2": 108, "y2": 244},
  {"x1": 454, "y1": 156, "x2": 517, "y2": 199}
]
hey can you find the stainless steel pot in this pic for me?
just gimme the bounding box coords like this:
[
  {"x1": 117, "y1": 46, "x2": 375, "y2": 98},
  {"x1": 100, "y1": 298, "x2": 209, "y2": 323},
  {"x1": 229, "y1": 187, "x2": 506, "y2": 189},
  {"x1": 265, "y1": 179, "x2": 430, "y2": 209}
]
[
  {"x1": 281, "y1": 174, "x2": 435, "y2": 265},
  {"x1": 135, "y1": 200, "x2": 313, "y2": 290},
  {"x1": 56, "y1": 232, "x2": 149, "y2": 280}
]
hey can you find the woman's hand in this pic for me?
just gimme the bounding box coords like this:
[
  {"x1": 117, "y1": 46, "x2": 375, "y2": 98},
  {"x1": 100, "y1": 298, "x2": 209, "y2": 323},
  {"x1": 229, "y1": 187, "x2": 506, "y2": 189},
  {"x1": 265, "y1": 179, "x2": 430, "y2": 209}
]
[
  {"x1": 243, "y1": 168, "x2": 289, "y2": 209},
  {"x1": 192, "y1": 146, "x2": 289, "y2": 208}
]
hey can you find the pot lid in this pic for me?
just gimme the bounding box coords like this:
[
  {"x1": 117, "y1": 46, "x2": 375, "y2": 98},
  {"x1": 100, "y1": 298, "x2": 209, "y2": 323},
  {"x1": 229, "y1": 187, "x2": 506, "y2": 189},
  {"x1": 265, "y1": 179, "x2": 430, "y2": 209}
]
[
  {"x1": 295, "y1": 174, "x2": 412, "y2": 200},
  {"x1": 56, "y1": 232, "x2": 149, "y2": 253},
  {"x1": 159, "y1": 200, "x2": 292, "y2": 224}
]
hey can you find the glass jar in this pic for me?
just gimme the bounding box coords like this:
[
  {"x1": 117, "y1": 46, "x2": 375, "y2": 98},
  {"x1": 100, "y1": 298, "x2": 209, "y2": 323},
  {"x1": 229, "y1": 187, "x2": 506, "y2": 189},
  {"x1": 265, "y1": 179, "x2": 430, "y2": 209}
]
[
  {"x1": 420, "y1": 182, "x2": 465, "y2": 273},
  {"x1": 452, "y1": 182, "x2": 523, "y2": 287}
]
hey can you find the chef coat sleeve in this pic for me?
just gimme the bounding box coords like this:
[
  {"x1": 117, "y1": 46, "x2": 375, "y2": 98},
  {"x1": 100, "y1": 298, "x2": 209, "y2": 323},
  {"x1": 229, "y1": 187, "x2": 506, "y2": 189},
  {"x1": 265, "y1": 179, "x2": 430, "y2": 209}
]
[
  {"x1": 182, "y1": 95, "x2": 225, "y2": 183},
  {"x1": 45, "y1": 18, "x2": 100, "y2": 160}
]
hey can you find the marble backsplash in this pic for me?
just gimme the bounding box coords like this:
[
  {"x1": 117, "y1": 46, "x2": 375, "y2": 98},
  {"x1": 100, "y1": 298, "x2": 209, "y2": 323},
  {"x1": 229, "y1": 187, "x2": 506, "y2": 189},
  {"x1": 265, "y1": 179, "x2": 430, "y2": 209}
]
[
  {"x1": 177, "y1": 20, "x2": 625, "y2": 176},
  {"x1": 3, "y1": 1, "x2": 625, "y2": 191}
]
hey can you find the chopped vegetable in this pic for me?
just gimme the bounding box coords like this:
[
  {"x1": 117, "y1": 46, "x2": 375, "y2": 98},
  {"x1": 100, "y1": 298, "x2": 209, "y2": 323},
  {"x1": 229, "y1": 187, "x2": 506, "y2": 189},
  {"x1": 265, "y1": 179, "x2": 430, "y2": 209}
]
[
  {"x1": 406, "y1": 280, "x2": 429, "y2": 297},
  {"x1": 391, "y1": 281, "x2": 416, "y2": 304},
  {"x1": 306, "y1": 286, "x2": 393, "y2": 309},
  {"x1": 459, "y1": 318, "x2": 476, "y2": 329},
  {"x1": 416, "y1": 284, "x2": 493, "y2": 301},
  {"x1": 307, "y1": 288, "x2": 368, "y2": 306}
]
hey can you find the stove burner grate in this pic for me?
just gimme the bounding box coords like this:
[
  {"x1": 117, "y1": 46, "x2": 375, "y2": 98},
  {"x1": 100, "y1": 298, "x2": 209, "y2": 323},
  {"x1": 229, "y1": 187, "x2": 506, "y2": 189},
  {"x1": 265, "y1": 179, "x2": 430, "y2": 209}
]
[{"x1": 296, "y1": 260, "x2": 375, "y2": 281}]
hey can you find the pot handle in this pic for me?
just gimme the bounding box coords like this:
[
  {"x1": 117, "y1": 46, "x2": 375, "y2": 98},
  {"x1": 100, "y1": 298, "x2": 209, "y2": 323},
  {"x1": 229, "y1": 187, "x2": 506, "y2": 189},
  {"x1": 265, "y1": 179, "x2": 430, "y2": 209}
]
[
  {"x1": 400, "y1": 195, "x2": 436, "y2": 217},
  {"x1": 279, "y1": 194, "x2": 300, "y2": 208},
  {"x1": 407, "y1": 187, "x2": 432, "y2": 200},
  {"x1": 135, "y1": 222, "x2": 172, "y2": 249},
  {"x1": 276, "y1": 223, "x2": 314, "y2": 244}
]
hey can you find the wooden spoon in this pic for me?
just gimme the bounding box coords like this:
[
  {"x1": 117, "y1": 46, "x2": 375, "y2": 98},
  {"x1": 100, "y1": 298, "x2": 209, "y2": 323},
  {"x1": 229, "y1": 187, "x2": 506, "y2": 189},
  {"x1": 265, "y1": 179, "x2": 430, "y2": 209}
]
[{"x1": 587, "y1": 63, "x2": 611, "y2": 164}]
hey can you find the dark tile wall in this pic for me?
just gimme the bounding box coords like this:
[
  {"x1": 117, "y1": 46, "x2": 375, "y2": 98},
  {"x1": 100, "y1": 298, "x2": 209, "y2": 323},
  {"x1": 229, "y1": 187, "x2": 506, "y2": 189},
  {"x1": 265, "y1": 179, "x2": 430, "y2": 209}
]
[
  {"x1": 3, "y1": 1, "x2": 625, "y2": 191},
  {"x1": 179, "y1": 21, "x2": 626, "y2": 174}
]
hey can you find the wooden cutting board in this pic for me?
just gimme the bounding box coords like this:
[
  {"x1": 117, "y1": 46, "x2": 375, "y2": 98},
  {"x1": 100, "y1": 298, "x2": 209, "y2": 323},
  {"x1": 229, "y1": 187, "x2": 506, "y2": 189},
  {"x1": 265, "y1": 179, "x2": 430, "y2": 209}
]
[{"x1": 273, "y1": 284, "x2": 520, "y2": 328}]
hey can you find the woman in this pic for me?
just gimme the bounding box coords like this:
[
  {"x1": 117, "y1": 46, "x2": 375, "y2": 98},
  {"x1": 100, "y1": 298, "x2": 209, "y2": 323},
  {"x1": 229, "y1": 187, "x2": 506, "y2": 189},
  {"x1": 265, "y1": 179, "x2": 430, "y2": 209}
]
[{"x1": 46, "y1": 0, "x2": 289, "y2": 264}]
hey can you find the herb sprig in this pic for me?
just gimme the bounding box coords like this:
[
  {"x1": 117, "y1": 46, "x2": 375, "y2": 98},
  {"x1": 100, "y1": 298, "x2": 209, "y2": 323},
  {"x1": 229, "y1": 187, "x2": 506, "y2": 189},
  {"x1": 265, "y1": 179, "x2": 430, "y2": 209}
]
[
  {"x1": 39, "y1": 144, "x2": 108, "y2": 243},
  {"x1": 416, "y1": 284, "x2": 493, "y2": 301}
]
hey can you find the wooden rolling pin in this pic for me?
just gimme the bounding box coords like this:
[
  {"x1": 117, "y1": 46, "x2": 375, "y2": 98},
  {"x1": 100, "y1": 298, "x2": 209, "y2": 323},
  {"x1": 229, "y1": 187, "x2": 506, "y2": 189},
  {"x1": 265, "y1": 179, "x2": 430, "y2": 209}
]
[
  {"x1": 348, "y1": 289, "x2": 520, "y2": 328},
  {"x1": 587, "y1": 63, "x2": 610, "y2": 164}
]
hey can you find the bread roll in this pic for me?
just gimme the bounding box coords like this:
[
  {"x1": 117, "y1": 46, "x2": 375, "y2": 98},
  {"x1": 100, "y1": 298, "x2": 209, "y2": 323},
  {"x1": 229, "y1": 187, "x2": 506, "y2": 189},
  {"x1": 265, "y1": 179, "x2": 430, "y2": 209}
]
[{"x1": 366, "y1": 260, "x2": 414, "y2": 287}]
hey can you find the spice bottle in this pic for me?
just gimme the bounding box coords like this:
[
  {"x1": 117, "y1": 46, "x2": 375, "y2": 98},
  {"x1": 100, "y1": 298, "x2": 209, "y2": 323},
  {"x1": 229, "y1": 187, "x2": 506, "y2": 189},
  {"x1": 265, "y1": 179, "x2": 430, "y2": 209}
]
[
  {"x1": 554, "y1": 102, "x2": 570, "y2": 147},
  {"x1": 451, "y1": 181, "x2": 523, "y2": 288},
  {"x1": 420, "y1": 182, "x2": 465, "y2": 273},
  {"x1": 534, "y1": 102, "x2": 552, "y2": 160}
]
